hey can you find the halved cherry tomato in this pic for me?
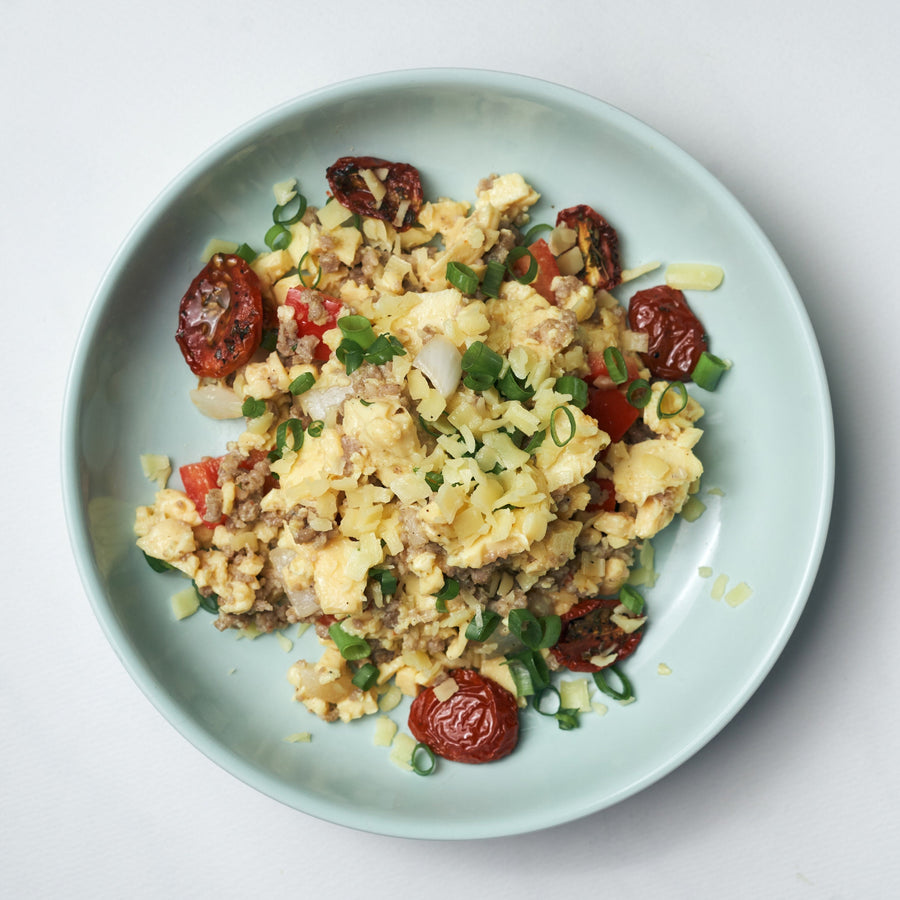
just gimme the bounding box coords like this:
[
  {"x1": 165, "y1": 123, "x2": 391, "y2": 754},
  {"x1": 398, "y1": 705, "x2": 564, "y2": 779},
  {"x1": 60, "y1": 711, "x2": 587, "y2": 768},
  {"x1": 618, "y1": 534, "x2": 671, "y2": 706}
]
[
  {"x1": 514, "y1": 238, "x2": 560, "y2": 303},
  {"x1": 628, "y1": 285, "x2": 708, "y2": 381},
  {"x1": 408, "y1": 669, "x2": 519, "y2": 764},
  {"x1": 283, "y1": 288, "x2": 343, "y2": 361},
  {"x1": 325, "y1": 156, "x2": 423, "y2": 232},
  {"x1": 550, "y1": 598, "x2": 644, "y2": 673},
  {"x1": 180, "y1": 449, "x2": 273, "y2": 525},
  {"x1": 556, "y1": 204, "x2": 621, "y2": 291},
  {"x1": 586, "y1": 386, "x2": 640, "y2": 443},
  {"x1": 175, "y1": 254, "x2": 263, "y2": 378}
]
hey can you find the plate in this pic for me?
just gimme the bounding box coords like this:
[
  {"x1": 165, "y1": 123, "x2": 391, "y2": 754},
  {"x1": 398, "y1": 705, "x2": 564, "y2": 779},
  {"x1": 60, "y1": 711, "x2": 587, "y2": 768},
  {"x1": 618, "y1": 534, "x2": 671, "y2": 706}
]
[{"x1": 62, "y1": 69, "x2": 833, "y2": 839}]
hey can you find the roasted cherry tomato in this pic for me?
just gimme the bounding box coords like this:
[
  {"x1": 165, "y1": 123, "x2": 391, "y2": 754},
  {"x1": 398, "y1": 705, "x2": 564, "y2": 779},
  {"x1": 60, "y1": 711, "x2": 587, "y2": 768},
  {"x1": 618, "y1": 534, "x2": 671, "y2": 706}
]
[
  {"x1": 283, "y1": 287, "x2": 343, "y2": 361},
  {"x1": 408, "y1": 669, "x2": 519, "y2": 764},
  {"x1": 586, "y1": 386, "x2": 640, "y2": 443},
  {"x1": 325, "y1": 156, "x2": 423, "y2": 232},
  {"x1": 514, "y1": 238, "x2": 561, "y2": 303},
  {"x1": 556, "y1": 204, "x2": 621, "y2": 291},
  {"x1": 175, "y1": 253, "x2": 264, "y2": 379},
  {"x1": 628, "y1": 285, "x2": 708, "y2": 381},
  {"x1": 550, "y1": 598, "x2": 644, "y2": 673}
]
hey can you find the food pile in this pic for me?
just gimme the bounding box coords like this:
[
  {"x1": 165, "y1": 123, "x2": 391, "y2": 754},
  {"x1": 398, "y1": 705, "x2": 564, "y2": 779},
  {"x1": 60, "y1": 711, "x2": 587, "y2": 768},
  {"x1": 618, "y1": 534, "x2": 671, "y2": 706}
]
[{"x1": 135, "y1": 156, "x2": 723, "y2": 765}]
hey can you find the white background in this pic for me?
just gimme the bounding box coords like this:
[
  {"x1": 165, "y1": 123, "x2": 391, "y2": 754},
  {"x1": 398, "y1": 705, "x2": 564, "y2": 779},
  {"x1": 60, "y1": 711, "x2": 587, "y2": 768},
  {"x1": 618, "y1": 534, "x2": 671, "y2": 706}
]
[{"x1": 3, "y1": 1, "x2": 898, "y2": 897}]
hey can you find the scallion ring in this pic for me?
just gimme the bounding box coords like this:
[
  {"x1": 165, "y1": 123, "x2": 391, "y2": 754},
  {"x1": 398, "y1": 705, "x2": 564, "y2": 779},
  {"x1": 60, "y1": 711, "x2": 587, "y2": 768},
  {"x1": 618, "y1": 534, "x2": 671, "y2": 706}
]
[
  {"x1": 411, "y1": 742, "x2": 437, "y2": 776},
  {"x1": 460, "y1": 340, "x2": 503, "y2": 391},
  {"x1": 273, "y1": 191, "x2": 307, "y2": 226},
  {"x1": 289, "y1": 372, "x2": 315, "y2": 396},
  {"x1": 337, "y1": 314, "x2": 376, "y2": 350},
  {"x1": 275, "y1": 418, "x2": 305, "y2": 454},
  {"x1": 368, "y1": 568, "x2": 398, "y2": 596},
  {"x1": 497, "y1": 367, "x2": 534, "y2": 401},
  {"x1": 619, "y1": 584, "x2": 645, "y2": 615},
  {"x1": 523, "y1": 429, "x2": 546, "y2": 454},
  {"x1": 534, "y1": 685, "x2": 562, "y2": 717},
  {"x1": 307, "y1": 419, "x2": 325, "y2": 438},
  {"x1": 506, "y1": 246, "x2": 538, "y2": 284},
  {"x1": 602, "y1": 346, "x2": 628, "y2": 384},
  {"x1": 241, "y1": 397, "x2": 266, "y2": 418},
  {"x1": 549, "y1": 405, "x2": 576, "y2": 447},
  {"x1": 235, "y1": 242, "x2": 257, "y2": 264},
  {"x1": 264, "y1": 223, "x2": 291, "y2": 251},
  {"x1": 465, "y1": 608, "x2": 501, "y2": 642},
  {"x1": 508, "y1": 608, "x2": 543, "y2": 649},
  {"x1": 554, "y1": 375, "x2": 588, "y2": 410},
  {"x1": 538, "y1": 614, "x2": 562, "y2": 649},
  {"x1": 691, "y1": 351, "x2": 729, "y2": 391},
  {"x1": 658, "y1": 381, "x2": 689, "y2": 419},
  {"x1": 297, "y1": 251, "x2": 322, "y2": 289},
  {"x1": 351, "y1": 662, "x2": 379, "y2": 691},
  {"x1": 592, "y1": 665, "x2": 634, "y2": 702},
  {"x1": 435, "y1": 577, "x2": 460, "y2": 603},
  {"x1": 336, "y1": 340, "x2": 364, "y2": 374},
  {"x1": 555, "y1": 709, "x2": 580, "y2": 731},
  {"x1": 481, "y1": 259, "x2": 506, "y2": 299},
  {"x1": 520, "y1": 222, "x2": 553, "y2": 245},
  {"x1": 328, "y1": 622, "x2": 371, "y2": 661},
  {"x1": 626, "y1": 378, "x2": 652, "y2": 409},
  {"x1": 446, "y1": 261, "x2": 479, "y2": 295}
]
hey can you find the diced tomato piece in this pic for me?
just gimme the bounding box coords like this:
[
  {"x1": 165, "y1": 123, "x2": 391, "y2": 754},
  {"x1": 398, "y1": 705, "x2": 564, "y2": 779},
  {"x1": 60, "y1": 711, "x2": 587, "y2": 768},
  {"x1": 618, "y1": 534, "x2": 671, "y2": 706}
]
[
  {"x1": 179, "y1": 458, "x2": 223, "y2": 524},
  {"x1": 587, "y1": 350, "x2": 642, "y2": 389},
  {"x1": 587, "y1": 477, "x2": 617, "y2": 513},
  {"x1": 283, "y1": 288, "x2": 343, "y2": 361},
  {"x1": 586, "y1": 387, "x2": 640, "y2": 443},
  {"x1": 513, "y1": 238, "x2": 560, "y2": 303}
]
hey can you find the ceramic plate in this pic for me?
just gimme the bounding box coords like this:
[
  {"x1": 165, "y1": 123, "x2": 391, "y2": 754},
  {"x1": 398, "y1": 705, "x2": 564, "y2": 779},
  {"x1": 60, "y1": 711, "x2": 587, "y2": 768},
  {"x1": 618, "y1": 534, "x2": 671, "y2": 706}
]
[{"x1": 62, "y1": 69, "x2": 833, "y2": 839}]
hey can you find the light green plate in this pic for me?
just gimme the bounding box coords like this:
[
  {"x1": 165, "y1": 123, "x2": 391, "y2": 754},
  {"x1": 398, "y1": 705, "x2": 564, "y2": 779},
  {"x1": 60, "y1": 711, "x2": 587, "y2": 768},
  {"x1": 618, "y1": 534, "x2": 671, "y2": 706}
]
[{"x1": 62, "y1": 69, "x2": 833, "y2": 839}]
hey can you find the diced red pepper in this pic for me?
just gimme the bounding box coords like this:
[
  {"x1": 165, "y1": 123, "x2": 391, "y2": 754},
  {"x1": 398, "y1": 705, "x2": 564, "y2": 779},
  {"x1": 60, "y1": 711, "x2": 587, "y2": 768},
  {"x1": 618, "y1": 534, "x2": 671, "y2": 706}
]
[{"x1": 586, "y1": 387, "x2": 640, "y2": 443}]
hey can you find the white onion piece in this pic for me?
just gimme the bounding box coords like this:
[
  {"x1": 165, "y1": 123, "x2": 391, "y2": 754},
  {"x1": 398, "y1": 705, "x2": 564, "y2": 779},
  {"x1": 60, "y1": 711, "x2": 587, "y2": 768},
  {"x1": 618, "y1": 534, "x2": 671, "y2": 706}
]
[
  {"x1": 189, "y1": 384, "x2": 244, "y2": 419},
  {"x1": 300, "y1": 385, "x2": 354, "y2": 420},
  {"x1": 268, "y1": 546, "x2": 298, "y2": 571},
  {"x1": 286, "y1": 587, "x2": 321, "y2": 618},
  {"x1": 413, "y1": 336, "x2": 462, "y2": 397}
]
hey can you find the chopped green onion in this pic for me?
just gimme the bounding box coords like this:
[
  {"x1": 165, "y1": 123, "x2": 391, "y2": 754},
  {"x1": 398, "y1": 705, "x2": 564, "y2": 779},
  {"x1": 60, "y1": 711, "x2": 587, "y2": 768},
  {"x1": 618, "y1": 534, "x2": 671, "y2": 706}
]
[
  {"x1": 328, "y1": 622, "x2": 371, "y2": 660},
  {"x1": 555, "y1": 709, "x2": 580, "y2": 731},
  {"x1": 619, "y1": 585, "x2": 644, "y2": 615},
  {"x1": 592, "y1": 665, "x2": 634, "y2": 701},
  {"x1": 351, "y1": 662, "x2": 379, "y2": 691},
  {"x1": 506, "y1": 246, "x2": 538, "y2": 284},
  {"x1": 435, "y1": 577, "x2": 460, "y2": 603},
  {"x1": 603, "y1": 346, "x2": 628, "y2": 384},
  {"x1": 338, "y1": 315, "x2": 376, "y2": 349},
  {"x1": 307, "y1": 419, "x2": 325, "y2": 437},
  {"x1": 508, "y1": 609, "x2": 543, "y2": 648},
  {"x1": 534, "y1": 685, "x2": 562, "y2": 717},
  {"x1": 691, "y1": 351, "x2": 729, "y2": 391},
  {"x1": 264, "y1": 223, "x2": 291, "y2": 251},
  {"x1": 369, "y1": 568, "x2": 398, "y2": 596},
  {"x1": 460, "y1": 341, "x2": 504, "y2": 391},
  {"x1": 523, "y1": 429, "x2": 546, "y2": 454},
  {"x1": 521, "y1": 222, "x2": 553, "y2": 245},
  {"x1": 273, "y1": 192, "x2": 307, "y2": 226},
  {"x1": 241, "y1": 397, "x2": 266, "y2": 418},
  {"x1": 235, "y1": 242, "x2": 257, "y2": 264},
  {"x1": 446, "y1": 261, "x2": 479, "y2": 294},
  {"x1": 481, "y1": 259, "x2": 506, "y2": 299},
  {"x1": 192, "y1": 581, "x2": 219, "y2": 615},
  {"x1": 364, "y1": 333, "x2": 406, "y2": 365},
  {"x1": 549, "y1": 405, "x2": 576, "y2": 447},
  {"x1": 497, "y1": 367, "x2": 534, "y2": 401},
  {"x1": 336, "y1": 340, "x2": 365, "y2": 374},
  {"x1": 465, "y1": 608, "x2": 501, "y2": 642},
  {"x1": 506, "y1": 649, "x2": 550, "y2": 696},
  {"x1": 626, "y1": 378, "x2": 652, "y2": 409},
  {"x1": 554, "y1": 375, "x2": 588, "y2": 410},
  {"x1": 425, "y1": 471, "x2": 444, "y2": 491},
  {"x1": 297, "y1": 251, "x2": 322, "y2": 288},
  {"x1": 260, "y1": 328, "x2": 278, "y2": 351},
  {"x1": 143, "y1": 552, "x2": 174, "y2": 573},
  {"x1": 276, "y1": 418, "x2": 305, "y2": 454},
  {"x1": 658, "y1": 381, "x2": 688, "y2": 419},
  {"x1": 538, "y1": 614, "x2": 562, "y2": 649},
  {"x1": 289, "y1": 372, "x2": 315, "y2": 396},
  {"x1": 411, "y1": 742, "x2": 437, "y2": 776}
]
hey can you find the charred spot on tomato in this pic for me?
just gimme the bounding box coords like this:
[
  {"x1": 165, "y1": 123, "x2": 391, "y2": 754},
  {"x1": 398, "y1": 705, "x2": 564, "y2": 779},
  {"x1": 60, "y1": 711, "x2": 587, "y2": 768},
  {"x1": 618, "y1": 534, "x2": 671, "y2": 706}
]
[
  {"x1": 176, "y1": 254, "x2": 263, "y2": 379},
  {"x1": 550, "y1": 598, "x2": 644, "y2": 673},
  {"x1": 556, "y1": 204, "x2": 622, "y2": 291},
  {"x1": 326, "y1": 156, "x2": 423, "y2": 232}
]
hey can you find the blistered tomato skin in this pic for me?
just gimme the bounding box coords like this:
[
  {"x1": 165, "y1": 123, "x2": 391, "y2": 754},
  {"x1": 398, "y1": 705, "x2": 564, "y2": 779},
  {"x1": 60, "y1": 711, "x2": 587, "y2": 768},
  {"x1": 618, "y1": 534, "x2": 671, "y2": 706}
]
[
  {"x1": 628, "y1": 285, "x2": 708, "y2": 381},
  {"x1": 556, "y1": 204, "x2": 622, "y2": 291},
  {"x1": 325, "y1": 156, "x2": 423, "y2": 232},
  {"x1": 175, "y1": 254, "x2": 264, "y2": 378},
  {"x1": 408, "y1": 669, "x2": 519, "y2": 764},
  {"x1": 550, "y1": 598, "x2": 644, "y2": 673}
]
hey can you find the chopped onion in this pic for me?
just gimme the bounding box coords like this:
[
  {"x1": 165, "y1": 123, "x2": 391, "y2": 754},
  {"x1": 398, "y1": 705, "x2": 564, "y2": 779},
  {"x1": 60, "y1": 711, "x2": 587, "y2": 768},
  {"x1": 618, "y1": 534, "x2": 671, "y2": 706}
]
[
  {"x1": 299, "y1": 384, "x2": 354, "y2": 420},
  {"x1": 413, "y1": 335, "x2": 462, "y2": 397},
  {"x1": 189, "y1": 384, "x2": 244, "y2": 419},
  {"x1": 269, "y1": 547, "x2": 321, "y2": 617}
]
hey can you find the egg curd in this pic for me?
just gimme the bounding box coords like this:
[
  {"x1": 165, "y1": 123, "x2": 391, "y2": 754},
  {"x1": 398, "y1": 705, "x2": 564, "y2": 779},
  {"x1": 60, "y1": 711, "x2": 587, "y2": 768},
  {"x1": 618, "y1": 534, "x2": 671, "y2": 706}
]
[{"x1": 134, "y1": 172, "x2": 704, "y2": 724}]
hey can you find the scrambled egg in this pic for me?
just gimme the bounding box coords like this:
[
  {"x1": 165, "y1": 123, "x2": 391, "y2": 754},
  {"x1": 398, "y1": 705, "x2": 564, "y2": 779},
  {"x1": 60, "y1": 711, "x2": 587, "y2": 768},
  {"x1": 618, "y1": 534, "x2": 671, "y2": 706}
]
[{"x1": 134, "y1": 172, "x2": 704, "y2": 724}]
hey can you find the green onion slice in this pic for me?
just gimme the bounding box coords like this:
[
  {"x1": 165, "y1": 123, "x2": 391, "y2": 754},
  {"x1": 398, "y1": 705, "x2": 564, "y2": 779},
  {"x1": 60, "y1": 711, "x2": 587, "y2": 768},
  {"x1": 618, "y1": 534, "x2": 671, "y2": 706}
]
[
  {"x1": 460, "y1": 340, "x2": 504, "y2": 391},
  {"x1": 307, "y1": 419, "x2": 325, "y2": 437},
  {"x1": 435, "y1": 577, "x2": 460, "y2": 602},
  {"x1": 369, "y1": 568, "x2": 398, "y2": 596},
  {"x1": 497, "y1": 367, "x2": 534, "y2": 401},
  {"x1": 592, "y1": 665, "x2": 634, "y2": 702},
  {"x1": 260, "y1": 329, "x2": 278, "y2": 351},
  {"x1": 275, "y1": 418, "x2": 305, "y2": 454},
  {"x1": 351, "y1": 662, "x2": 379, "y2": 691},
  {"x1": 506, "y1": 649, "x2": 550, "y2": 696},
  {"x1": 241, "y1": 397, "x2": 266, "y2": 418},
  {"x1": 411, "y1": 742, "x2": 437, "y2": 776},
  {"x1": 691, "y1": 351, "x2": 729, "y2": 391},
  {"x1": 364, "y1": 333, "x2": 406, "y2": 365},
  {"x1": 465, "y1": 608, "x2": 501, "y2": 642},
  {"x1": 425, "y1": 471, "x2": 444, "y2": 491},
  {"x1": 506, "y1": 246, "x2": 538, "y2": 284},
  {"x1": 336, "y1": 340, "x2": 364, "y2": 374},
  {"x1": 549, "y1": 405, "x2": 576, "y2": 447},
  {"x1": 235, "y1": 242, "x2": 257, "y2": 264},
  {"x1": 520, "y1": 222, "x2": 553, "y2": 245},
  {"x1": 508, "y1": 608, "x2": 543, "y2": 649},
  {"x1": 481, "y1": 259, "x2": 506, "y2": 299},
  {"x1": 273, "y1": 192, "x2": 307, "y2": 226},
  {"x1": 555, "y1": 709, "x2": 580, "y2": 731},
  {"x1": 534, "y1": 685, "x2": 562, "y2": 717},
  {"x1": 289, "y1": 372, "x2": 315, "y2": 396},
  {"x1": 523, "y1": 429, "x2": 546, "y2": 454},
  {"x1": 337, "y1": 315, "x2": 376, "y2": 350},
  {"x1": 658, "y1": 381, "x2": 689, "y2": 419},
  {"x1": 264, "y1": 223, "x2": 291, "y2": 251},
  {"x1": 297, "y1": 250, "x2": 322, "y2": 289},
  {"x1": 602, "y1": 346, "x2": 628, "y2": 384},
  {"x1": 328, "y1": 622, "x2": 371, "y2": 660},
  {"x1": 554, "y1": 375, "x2": 588, "y2": 410},
  {"x1": 626, "y1": 378, "x2": 652, "y2": 409},
  {"x1": 619, "y1": 584, "x2": 644, "y2": 615},
  {"x1": 446, "y1": 261, "x2": 479, "y2": 294}
]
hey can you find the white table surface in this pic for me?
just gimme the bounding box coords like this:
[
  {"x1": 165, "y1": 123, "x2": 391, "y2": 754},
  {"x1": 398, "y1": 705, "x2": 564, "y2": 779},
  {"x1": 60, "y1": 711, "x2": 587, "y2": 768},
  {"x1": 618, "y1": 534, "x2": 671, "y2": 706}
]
[{"x1": 3, "y1": 1, "x2": 898, "y2": 897}]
